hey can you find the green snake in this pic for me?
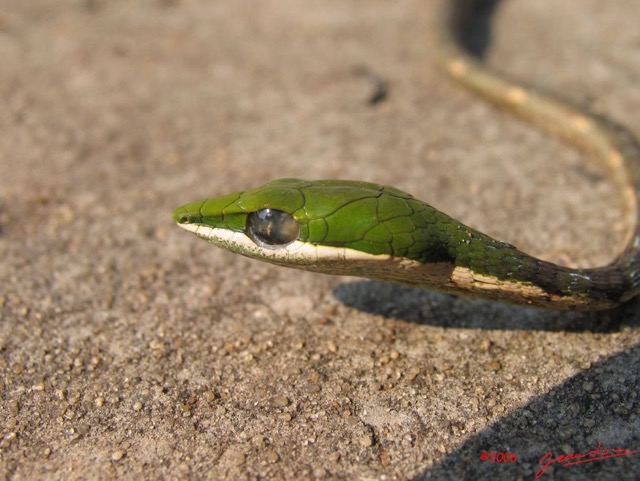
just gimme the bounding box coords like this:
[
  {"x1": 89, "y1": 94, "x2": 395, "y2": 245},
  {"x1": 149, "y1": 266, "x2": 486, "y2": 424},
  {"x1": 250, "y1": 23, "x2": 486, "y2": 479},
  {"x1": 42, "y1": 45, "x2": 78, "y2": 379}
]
[{"x1": 173, "y1": 1, "x2": 640, "y2": 311}]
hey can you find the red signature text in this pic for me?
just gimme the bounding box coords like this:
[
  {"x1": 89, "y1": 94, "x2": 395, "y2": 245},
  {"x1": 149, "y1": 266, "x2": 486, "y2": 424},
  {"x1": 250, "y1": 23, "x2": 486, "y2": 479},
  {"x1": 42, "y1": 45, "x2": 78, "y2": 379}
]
[
  {"x1": 479, "y1": 451, "x2": 517, "y2": 463},
  {"x1": 535, "y1": 442, "x2": 637, "y2": 478}
]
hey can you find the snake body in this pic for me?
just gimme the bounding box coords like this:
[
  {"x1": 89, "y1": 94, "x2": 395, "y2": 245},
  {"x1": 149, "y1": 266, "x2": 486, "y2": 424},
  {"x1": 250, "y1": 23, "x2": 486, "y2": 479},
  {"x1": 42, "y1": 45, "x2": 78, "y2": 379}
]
[{"x1": 174, "y1": 1, "x2": 640, "y2": 310}]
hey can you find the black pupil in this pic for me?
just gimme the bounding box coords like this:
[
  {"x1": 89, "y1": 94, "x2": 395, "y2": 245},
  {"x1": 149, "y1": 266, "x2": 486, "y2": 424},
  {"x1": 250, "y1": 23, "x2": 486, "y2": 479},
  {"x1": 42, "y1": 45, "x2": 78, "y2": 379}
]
[{"x1": 246, "y1": 209, "x2": 299, "y2": 248}]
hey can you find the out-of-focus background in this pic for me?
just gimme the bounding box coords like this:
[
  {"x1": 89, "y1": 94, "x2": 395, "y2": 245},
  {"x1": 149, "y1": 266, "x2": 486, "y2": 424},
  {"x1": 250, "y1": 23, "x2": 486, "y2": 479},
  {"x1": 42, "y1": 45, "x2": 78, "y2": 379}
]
[{"x1": 1, "y1": 0, "x2": 639, "y2": 479}]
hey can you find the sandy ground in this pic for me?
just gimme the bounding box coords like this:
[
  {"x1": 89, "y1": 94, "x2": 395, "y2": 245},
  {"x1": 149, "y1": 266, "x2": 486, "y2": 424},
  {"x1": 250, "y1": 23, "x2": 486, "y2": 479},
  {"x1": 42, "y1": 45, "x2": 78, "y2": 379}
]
[{"x1": 1, "y1": 0, "x2": 639, "y2": 479}]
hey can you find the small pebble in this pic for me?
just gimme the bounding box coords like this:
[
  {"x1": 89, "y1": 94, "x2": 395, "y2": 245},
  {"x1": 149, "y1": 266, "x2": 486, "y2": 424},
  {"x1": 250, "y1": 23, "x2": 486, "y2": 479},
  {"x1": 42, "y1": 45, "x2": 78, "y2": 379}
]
[
  {"x1": 327, "y1": 452, "x2": 340, "y2": 462},
  {"x1": 32, "y1": 375, "x2": 45, "y2": 391},
  {"x1": 179, "y1": 403, "x2": 191, "y2": 416},
  {"x1": 252, "y1": 435, "x2": 265, "y2": 448},
  {"x1": 201, "y1": 390, "x2": 216, "y2": 402},
  {"x1": 580, "y1": 361, "x2": 592, "y2": 370},
  {"x1": 77, "y1": 423, "x2": 91, "y2": 436},
  {"x1": 111, "y1": 450, "x2": 125, "y2": 461},
  {"x1": 405, "y1": 366, "x2": 421, "y2": 381},
  {"x1": 277, "y1": 413, "x2": 292, "y2": 422},
  {"x1": 270, "y1": 395, "x2": 289, "y2": 408},
  {"x1": 301, "y1": 384, "x2": 321, "y2": 394},
  {"x1": 313, "y1": 467, "x2": 327, "y2": 477},
  {"x1": 8, "y1": 400, "x2": 19, "y2": 415},
  {"x1": 68, "y1": 391, "x2": 81, "y2": 405},
  {"x1": 228, "y1": 449, "x2": 245, "y2": 466},
  {"x1": 265, "y1": 449, "x2": 279, "y2": 463},
  {"x1": 358, "y1": 435, "x2": 374, "y2": 448}
]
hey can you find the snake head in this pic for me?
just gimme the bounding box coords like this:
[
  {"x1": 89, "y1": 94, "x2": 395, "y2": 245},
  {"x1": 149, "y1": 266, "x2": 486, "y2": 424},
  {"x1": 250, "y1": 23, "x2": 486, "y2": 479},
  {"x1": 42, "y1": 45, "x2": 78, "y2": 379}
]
[{"x1": 173, "y1": 178, "x2": 454, "y2": 270}]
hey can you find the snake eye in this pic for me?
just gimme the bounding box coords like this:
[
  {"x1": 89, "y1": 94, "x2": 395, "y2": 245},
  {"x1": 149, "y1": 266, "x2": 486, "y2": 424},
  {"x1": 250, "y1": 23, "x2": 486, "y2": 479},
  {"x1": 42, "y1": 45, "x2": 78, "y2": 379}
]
[{"x1": 246, "y1": 209, "x2": 300, "y2": 249}]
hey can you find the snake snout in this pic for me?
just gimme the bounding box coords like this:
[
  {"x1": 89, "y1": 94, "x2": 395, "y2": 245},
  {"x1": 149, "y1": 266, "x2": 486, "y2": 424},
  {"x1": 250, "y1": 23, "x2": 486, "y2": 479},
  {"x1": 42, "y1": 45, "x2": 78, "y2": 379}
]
[{"x1": 173, "y1": 204, "x2": 202, "y2": 225}]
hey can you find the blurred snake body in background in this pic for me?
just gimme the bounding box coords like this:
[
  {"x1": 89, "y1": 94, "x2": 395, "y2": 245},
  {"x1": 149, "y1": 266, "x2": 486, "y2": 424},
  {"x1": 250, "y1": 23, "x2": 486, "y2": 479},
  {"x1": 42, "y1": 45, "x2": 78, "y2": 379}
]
[{"x1": 174, "y1": 0, "x2": 640, "y2": 311}]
